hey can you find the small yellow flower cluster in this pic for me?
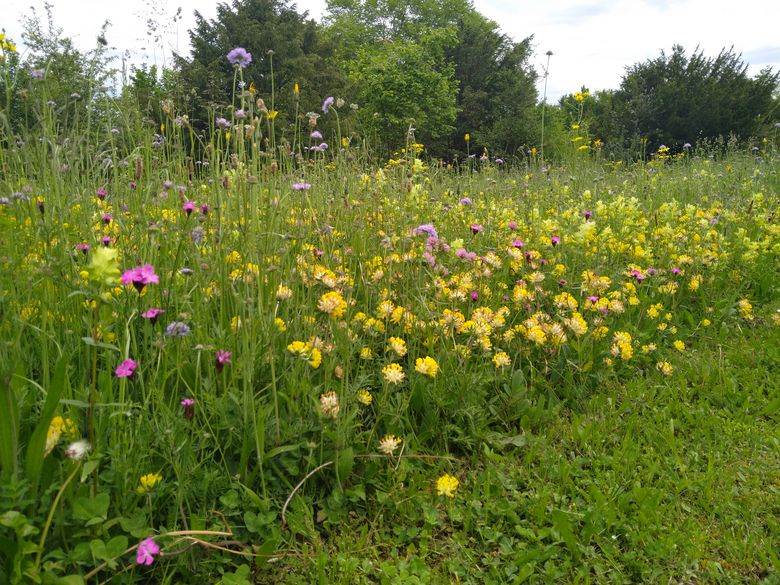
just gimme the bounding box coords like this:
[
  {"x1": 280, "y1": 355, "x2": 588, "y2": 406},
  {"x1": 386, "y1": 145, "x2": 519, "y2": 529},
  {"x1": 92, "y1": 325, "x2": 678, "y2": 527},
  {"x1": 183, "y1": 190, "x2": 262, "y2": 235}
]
[
  {"x1": 45, "y1": 416, "x2": 79, "y2": 456},
  {"x1": 378, "y1": 434, "x2": 401, "y2": 455},
  {"x1": 382, "y1": 363, "x2": 405, "y2": 385},
  {"x1": 414, "y1": 356, "x2": 439, "y2": 378},
  {"x1": 318, "y1": 291, "x2": 347, "y2": 319},
  {"x1": 436, "y1": 473, "x2": 459, "y2": 497},
  {"x1": 319, "y1": 391, "x2": 340, "y2": 419},
  {"x1": 287, "y1": 340, "x2": 322, "y2": 369},
  {"x1": 137, "y1": 472, "x2": 162, "y2": 494}
]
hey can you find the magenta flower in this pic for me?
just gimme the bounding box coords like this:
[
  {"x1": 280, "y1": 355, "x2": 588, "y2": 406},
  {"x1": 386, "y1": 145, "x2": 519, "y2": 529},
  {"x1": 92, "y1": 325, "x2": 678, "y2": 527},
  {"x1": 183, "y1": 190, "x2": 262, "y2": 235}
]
[
  {"x1": 96, "y1": 187, "x2": 108, "y2": 200},
  {"x1": 551, "y1": 236, "x2": 561, "y2": 246},
  {"x1": 116, "y1": 359, "x2": 137, "y2": 378},
  {"x1": 671, "y1": 267, "x2": 681, "y2": 275},
  {"x1": 121, "y1": 264, "x2": 160, "y2": 292},
  {"x1": 199, "y1": 203, "x2": 210, "y2": 215},
  {"x1": 215, "y1": 350, "x2": 232, "y2": 373},
  {"x1": 101, "y1": 213, "x2": 112, "y2": 225},
  {"x1": 136, "y1": 537, "x2": 160, "y2": 566},
  {"x1": 141, "y1": 308, "x2": 164, "y2": 324},
  {"x1": 583, "y1": 210, "x2": 593, "y2": 220},
  {"x1": 181, "y1": 398, "x2": 195, "y2": 420},
  {"x1": 76, "y1": 243, "x2": 90, "y2": 254},
  {"x1": 470, "y1": 224, "x2": 483, "y2": 234},
  {"x1": 512, "y1": 239, "x2": 525, "y2": 248},
  {"x1": 508, "y1": 221, "x2": 518, "y2": 230},
  {"x1": 182, "y1": 201, "x2": 196, "y2": 216}
]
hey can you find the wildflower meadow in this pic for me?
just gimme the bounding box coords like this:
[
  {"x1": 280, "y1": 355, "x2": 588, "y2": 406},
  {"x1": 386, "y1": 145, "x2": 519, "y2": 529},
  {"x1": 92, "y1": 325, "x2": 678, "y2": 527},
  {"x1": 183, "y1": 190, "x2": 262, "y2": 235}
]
[{"x1": 1, "y1": 17, "x2": 779, "y2": 585}]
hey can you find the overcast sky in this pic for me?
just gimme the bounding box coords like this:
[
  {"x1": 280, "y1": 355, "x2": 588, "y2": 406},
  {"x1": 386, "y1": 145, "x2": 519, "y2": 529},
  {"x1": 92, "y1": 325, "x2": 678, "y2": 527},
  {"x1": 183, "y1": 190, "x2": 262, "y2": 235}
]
[{"x1": 3, "y1": 0, "x2": 779, "y2": 101}]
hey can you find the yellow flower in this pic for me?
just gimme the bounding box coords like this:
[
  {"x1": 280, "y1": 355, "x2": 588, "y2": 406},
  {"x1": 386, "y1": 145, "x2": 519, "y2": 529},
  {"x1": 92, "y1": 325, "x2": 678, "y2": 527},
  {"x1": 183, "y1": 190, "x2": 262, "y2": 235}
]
[
  {"x1": 382, "y1": 363, "x2": 405, "y2": 385},
  {"x1": 318, "y1": 291, "x2": 347, "y2": 319},
  {"x1": 387, "y1": 337, "x2": 407, "y2": 357},
  {"x1": 137, "y1": 472, "x2": 162, "y2": 494},
  {"x1": 357, "y1": 389, "x2": 373, "y2": 405},
  {"x1": 414, "y1": 356, "x2": 439, "y2": 378},
  {"x1": 44, "y1": 416, "x2": 79, "y2": 456},
  {"x1": 436, "y1": 473, "x2": 459, "y2": 497},
  {"x1": 492, "y1": 352, "x2": 511, "y2": 368},
  {"x1": 319, "y1": 392, "x2": 340, "y2": 419},
  {"x1": 656, "y1": 361, "x2": 673, "y2": 376},
  {"x1": 230, "y1": 315, "x2": 242, "y2": 333},
  {"x1": 673, "y1": 340, "x2": 686, "y2": 352},
  {"x1": 268, "y1": 110, "x2": 279, "y2": 120},
  {"x1": 293, "y1": 82, "x2": 299, "y2": 95},
  {"x1": 274, "y1": 317, "x2": 287, "y2": 332},
  {"x1": 378, "y1": 435, "x2": 401, "y2": 455}
]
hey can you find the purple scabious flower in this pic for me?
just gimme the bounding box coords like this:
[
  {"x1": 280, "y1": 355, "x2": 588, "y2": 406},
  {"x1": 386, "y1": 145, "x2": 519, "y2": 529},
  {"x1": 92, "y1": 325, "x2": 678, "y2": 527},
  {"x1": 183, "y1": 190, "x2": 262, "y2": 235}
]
[
  {"x1": 165, "y1": 322, "x2": 191, "y2": 337},
  {"x1": 292, "y1": 182, "x2": 311, "y2": 191},
  {"x1": 226, "y1": 47, "x2": 252, "y2": 68},
  {"x1": 411, "y1": 223, "x2": 438, "y2": 239},
  {"x1": 322, "y1": 96, "x2": 334, "y2": 113},
  {"x1": 216, "y1": 118, "x2": 231, "y2": 129},
  {"x1": 31, "y1": 68, "x2": 46, "y2": 80},
  {"x1": 310, "y1": 130, "x2": 323, "y2": 140},
  {"x1": 460, "y1": 197, "x2": 472, "y2": 205}
]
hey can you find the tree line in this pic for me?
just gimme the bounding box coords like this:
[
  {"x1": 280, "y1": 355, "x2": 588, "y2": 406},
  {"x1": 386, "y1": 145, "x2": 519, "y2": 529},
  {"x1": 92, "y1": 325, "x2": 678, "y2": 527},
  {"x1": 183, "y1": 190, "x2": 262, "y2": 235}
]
[{"x1": 2, "y1": 0, "x2": 778, "y2": 162}]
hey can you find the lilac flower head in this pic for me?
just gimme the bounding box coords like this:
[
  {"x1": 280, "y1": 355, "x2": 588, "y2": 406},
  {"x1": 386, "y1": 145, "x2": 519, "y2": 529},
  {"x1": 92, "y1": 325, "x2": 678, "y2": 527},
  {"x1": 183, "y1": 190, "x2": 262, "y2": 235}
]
[
  {"x1": 322, "y1": 96, "x2": 335, "y2": 113},
  {"x1": 191, "y1": 226, "x2": 206, "y2": 244},
  {"x1": 31, "y1": 68, "x2": 46, "y2": 80},
  {"x1": 136, "y1": 537, "x2": 160, "y2": 566},
  {"x1": 226, "y1": 47, "x2": 252, "y2": 68},
  {"x1": 216, "y1": 118, "x2": 231, "y2": 129},
  {"x1": 234, "y1": 109, "x2": 246, "y2": 120},
  {"x1": 165, "y1": 322, "x2": 191, "y2": 337},
  {"x1": 460, "y1": 197, "x2": 472, "y2": 205},
  {"x1": 411, "y1": 223, "x2": 438, "y2": 239},
  {"x1": 292, "y1": 182, "x2": 312, "y2": 191},
  {"x1": 310, "y1": 130, "x2": 323, "y2": 140}
]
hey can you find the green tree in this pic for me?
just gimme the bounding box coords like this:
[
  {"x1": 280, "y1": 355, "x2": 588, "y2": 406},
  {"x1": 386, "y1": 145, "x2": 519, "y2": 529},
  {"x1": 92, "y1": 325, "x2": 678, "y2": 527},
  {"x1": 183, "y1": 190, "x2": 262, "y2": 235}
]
[
  {"x1": 610, "y1": 45, "x2": 779, "y2": 150},
  {"x1": 347, "y1": 30, "x2": 459, "y2": 146},
  {"x1": 176, "y1": 0, "x2": 343, "y2": 131}
]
